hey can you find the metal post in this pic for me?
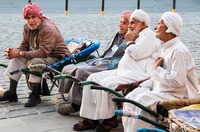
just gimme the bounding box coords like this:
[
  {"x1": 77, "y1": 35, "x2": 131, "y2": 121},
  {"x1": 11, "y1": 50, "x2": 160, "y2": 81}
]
[
  {"x1": 101, "y1": 0, "x2": 105, "y2": 15},
  {"x1": 65, "y1": 0, "x2": 68, "y2": 15},
  {"x1": 172, "y1": 0, "x2": 176, "y2": 12},
  {"x1": 137, "y1": 0, "x2": 140, "y2": 9}
]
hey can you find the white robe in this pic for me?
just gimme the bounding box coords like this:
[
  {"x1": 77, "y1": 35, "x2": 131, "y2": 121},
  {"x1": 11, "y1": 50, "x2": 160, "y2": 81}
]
[
  {"x1": 122, "y1": 37, "x2": 200, "y2": 132},
  {"x1": 80, "y1": 28, "x2": 161, "y2": 120}
]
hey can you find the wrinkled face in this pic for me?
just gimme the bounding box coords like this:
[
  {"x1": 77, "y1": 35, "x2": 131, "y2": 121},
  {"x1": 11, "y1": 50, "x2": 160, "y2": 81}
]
[
  {"x1": 154, "y1": 19, "x2": 168, "y2": 42},
  {"x1": 26, "y1": 15, "x2": 41, "y2": 30},
  {"x1": 118, "y1": 17, "x2": 129, "y2": 35},
  {"x1": 128, "y1": 17, "x2": 142, "y2": 32}
]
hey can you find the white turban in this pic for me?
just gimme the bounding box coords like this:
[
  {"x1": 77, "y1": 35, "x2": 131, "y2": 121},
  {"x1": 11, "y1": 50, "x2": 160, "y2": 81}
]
[
  {"x1": 161, "y1": 11, "x2": 183, "y2": 36},
  {"x1": 131, "y1": 9, "x2": 150, "y2": 27}
]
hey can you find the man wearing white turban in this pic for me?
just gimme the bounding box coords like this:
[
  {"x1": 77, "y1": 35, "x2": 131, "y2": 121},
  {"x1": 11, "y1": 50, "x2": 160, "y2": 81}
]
[
  {"x1": 73, "y1": 9, "x2": 161, "y2": 131},
  {"x1": 122, "y1": 11, "x2": 200, "y2": 132},
  {"x1": 131, "y1": 9, "x2": 151, "y2": 27},
  {"x1": 161, "y1": 11, "x2": 183, "y2": 36}
]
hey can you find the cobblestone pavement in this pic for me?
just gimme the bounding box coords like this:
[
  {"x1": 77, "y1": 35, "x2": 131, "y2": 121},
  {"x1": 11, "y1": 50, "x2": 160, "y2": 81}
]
[{"x1": 0, "y1": 0, "x2": 200, "y2": 132}]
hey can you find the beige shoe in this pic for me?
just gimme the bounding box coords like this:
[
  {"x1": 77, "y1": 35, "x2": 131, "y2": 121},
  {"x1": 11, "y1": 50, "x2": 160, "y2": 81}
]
[
  {"x1": 57, "y1": 104, "x2": 78, "y2": 115},
  {"x1": 0, "y1": 88, "x2": 6, "y2": 96}
]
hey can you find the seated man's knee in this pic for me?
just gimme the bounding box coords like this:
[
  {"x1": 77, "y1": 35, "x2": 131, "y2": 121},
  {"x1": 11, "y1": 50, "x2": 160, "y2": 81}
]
[
  {"x1": 27, "y1": 58, "x2": 44, "y2": 73},
  {"x1": 76, "y1": 68, "x2": 87, "y2": 77},
  {"x1": 62, "y1": 64, "x2": 77, "y2": 74},
  {"x1": 101, "y1": 78, "x2": 113, "y2": 87},
  {"x1": 27, "y1": 58, "x2": 41, "y2": 68}
]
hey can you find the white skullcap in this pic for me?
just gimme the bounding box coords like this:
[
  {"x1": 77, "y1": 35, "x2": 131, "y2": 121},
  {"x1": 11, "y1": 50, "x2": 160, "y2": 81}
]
[
  {"x1": 161, "y1": 11, "x2": 183, "y2": 36},
  {"x1": 131, "y1": 9, "x2": 150, "y2": 27}
]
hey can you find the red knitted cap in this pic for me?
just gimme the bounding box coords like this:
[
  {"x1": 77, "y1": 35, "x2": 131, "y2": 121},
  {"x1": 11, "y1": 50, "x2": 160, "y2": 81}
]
[
  {"x1": 120, "y1": 10, "x2": 132, "y2": 22},
  {"x1": 23, "y1": 2, "x2": 43, "y2": 19}
]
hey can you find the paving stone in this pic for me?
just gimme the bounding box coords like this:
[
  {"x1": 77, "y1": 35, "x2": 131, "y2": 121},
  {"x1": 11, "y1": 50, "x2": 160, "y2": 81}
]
[
  {"x1": 35, "y1": 105, "x2": 56, "y2": 113},
  {"x1": 0, "y1": 113, "x2": 8, "y2": 119},
  {"x1": 7, "y1": 109, "x2": 38, "y2": 118},
  {"x1": 7, "y1": 105, "x2": 25, "y2": 112}
]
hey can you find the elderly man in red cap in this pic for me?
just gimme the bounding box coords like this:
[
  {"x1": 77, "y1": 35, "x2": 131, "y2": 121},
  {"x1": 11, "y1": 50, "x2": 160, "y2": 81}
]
[
  {"x1": 0, "y1": 2, "x2": 71, "y2": 107},
  {"x1": 57, "y1": 10, "x2": 132, "y2": 116}
]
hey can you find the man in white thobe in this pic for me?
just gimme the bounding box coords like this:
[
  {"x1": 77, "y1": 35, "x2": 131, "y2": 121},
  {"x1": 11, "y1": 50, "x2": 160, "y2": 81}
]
[
  {"x1": 73, "y1": 9, "x2": 161, "y2": 131},
  {"x1": 122, "y1": 11, "x2": 200, "y2": 132}
]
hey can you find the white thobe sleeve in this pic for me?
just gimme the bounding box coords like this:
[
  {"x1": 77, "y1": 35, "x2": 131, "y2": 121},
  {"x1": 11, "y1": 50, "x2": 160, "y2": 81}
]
[
  {"x1": 126, "y1": 33, "x2": 159, "y2": 61},
  {"x1": 154, "y1": 50, "x2": 187, "y2": 87}
]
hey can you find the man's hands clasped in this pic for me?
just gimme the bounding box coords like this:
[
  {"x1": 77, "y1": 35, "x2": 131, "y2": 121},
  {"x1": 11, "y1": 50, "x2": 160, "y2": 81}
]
[{"x1": 4, "y1": 48, "x2": 20, "y2": 60}]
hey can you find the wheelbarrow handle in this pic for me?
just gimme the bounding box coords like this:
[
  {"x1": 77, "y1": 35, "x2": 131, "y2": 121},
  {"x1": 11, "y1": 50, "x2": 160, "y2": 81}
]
[
  {"x1": 10, "y1": 68, "x2": 42, "y2": 77},
  {"x1": 10, "y1": 69, "x2": 21, "y2": 75},
  {"x1": 90, "y1": 85, "x2": 124, "y2": 98},
  {"x1": 137, "y1": 115, "x2": 168, "y2": 131},
  {"x1": 54, "y1": 74, "x2": 81, "y2": 83},
  {"x1": 113, "y1": 97, "x2": 163, "y2": 120},
  {"x1": 0, "y1": 63, "x2": 7, "y2": 68},
  {"x1": 54, "y1": 74, "x2": 69, "y2": 80},
  {"x1": 114, "y1": 110, "x2": 168, "y2": 131},
  {"x1": 79, "y1": 81, "x2": 100, "y2": 86}
]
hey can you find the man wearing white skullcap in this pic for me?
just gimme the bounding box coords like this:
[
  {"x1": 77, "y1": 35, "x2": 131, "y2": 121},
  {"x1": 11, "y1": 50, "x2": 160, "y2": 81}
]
[
  {"x1": 73, "y1": 9, "x2": 161, "y2": 131},
  {"x1": 161, "y1": 11, "x2": 183, "y2": 36},
  {"x1": 131, "y1": 9, "x2": 151, "y2": 27},
  {"x1": 122, "y1": 11, "x2": 200, "y2": 131}
]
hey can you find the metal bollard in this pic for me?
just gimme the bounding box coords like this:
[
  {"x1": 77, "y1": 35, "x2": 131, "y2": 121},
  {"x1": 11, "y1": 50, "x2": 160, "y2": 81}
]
[
  {"x1": 137, "y1": 0, "x2": 140, "y2": 9},
  {"x1": 101, "y1": 0, "x2": 105, "y2": 15},
  {"x1": 172, "y1": 0, "x2": 176, "y2": 12},
  {"x1": 65, "y1": 0, "x2": 68, "y2": 15}
]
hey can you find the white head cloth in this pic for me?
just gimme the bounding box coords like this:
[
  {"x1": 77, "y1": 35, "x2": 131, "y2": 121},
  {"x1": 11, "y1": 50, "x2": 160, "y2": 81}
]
[
  {"x1": 161, "y1": 11, "x2": 183, "y2": 36},
  {"x1": 131, "y1": 9, "x2": 150, "y2": 27}
]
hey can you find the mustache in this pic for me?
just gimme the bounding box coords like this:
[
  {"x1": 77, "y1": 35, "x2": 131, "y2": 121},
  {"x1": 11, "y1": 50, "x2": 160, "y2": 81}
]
[{"x1": 29, "y1": 22, "x2": 36, "y2": 25}]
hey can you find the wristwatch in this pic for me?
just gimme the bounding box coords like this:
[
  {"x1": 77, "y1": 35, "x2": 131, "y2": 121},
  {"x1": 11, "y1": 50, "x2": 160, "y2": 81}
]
[{"x1": 19, "y1": 51, "x2": 24, "y2": 57}]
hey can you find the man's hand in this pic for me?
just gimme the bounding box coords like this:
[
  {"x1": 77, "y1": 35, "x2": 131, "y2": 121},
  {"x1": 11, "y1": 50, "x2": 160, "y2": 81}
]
[
  {"x1": 4, "y1": 48, "x2": 20, "y2": 60},
  {"x1": 115, "y1": 83, "x2": 133, "y2": 91},
  {"x1": 154, "y1": 56, "x2": 164, "y2": 69},
  {"x1": 125, "y1": 30, "x2": 137, "y2": 42},
  {"x1": 4, "y1": 48, "x2": 12, "y2": 59},
  {"x1": 125, "y1": 23, "x2": 141, "y2": 42}
]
